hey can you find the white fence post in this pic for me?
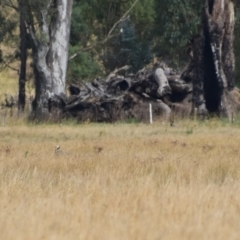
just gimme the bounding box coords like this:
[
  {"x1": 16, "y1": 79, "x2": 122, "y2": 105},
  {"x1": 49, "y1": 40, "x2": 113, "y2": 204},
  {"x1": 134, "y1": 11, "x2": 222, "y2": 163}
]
[{"x1": 149, "y1": 103, "x2": 153, "y2": 124}]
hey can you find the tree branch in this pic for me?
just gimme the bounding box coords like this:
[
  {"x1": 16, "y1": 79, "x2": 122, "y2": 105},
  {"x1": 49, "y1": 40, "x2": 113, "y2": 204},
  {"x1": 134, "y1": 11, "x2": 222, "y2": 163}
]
[
  {"x1": 68, "y1": 46, "x2": 94, "y2": 61},
  {"x1": 40, "y1": 2, "x2": 51, "y2": 42},
  {"x1": 68, "y1": 0, "x2": 140, "y2": 61},
  {"x1": 3, "y1": 1, "x2": 19, "y2": 11},
  {"x1": 1, "y1": 58, "x2": 19, "y2": 73},
  {"x1": 102, "y1": 0, "x2": 139, "y2": 44},
  {"x1": 68, "y1": 34, "x2": 118, "y2": 61},
  {"x1": 106, "y1": 65, "x2": 131, "y2": 82},
  {"x1": 19, "y1": 0, "x2": 38, "y2": 47}
]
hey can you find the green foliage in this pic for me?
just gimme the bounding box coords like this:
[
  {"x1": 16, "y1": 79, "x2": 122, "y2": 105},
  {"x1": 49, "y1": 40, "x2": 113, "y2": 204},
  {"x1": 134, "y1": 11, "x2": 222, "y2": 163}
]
[
  {"x1": 103, "y1": 18, "x2": 152, "y2": 73},
  {"x1": 68, "y1": 0, "x2": 206, "y2": 78},
  {"x1": 68, "y1": 0, "x2": 155, "y2": 80},
  {"x1": 123, "y1": 117, "x2": 140, "y2": 124},
  {"x1": 70, "y1": 1, "x2": 97, "y2": 47},
  {"x1": 153, "y1": 0, "x2": 203, "y2": 65},
  {"x1": 69, "y1": 0, "x2": 240, "y2": 82},
  {"x1": 68, "y1": 47, "x2": 103, "y2": 82},
  {"x1": 2, "y1": 0, "x2": 240, "y2": 87},
  {"x1": 122, "y1": 0, "x2": 155, "y2": 40}
]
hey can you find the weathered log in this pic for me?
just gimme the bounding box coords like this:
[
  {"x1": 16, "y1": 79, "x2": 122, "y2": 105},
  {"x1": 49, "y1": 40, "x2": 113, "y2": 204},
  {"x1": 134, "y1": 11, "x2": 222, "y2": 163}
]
[
  {"x1": 153, "y1": 68, "x2": 171, "y2": 96},
  {"x1": 43, "y1": 64, "x2": 198, "y2": 123},
  {"x1": 180, "y1": 60, "x2": 195, "y2": 83},
  {"x1": 130, "y1": 68, "x2": 171, "y2": 99},
  {"x1": 108, "y1": 77, "x2": 132, "y2": 92},
  {"x1": 106, "y1": 65, "x2": 131, "y2": 82},
  {"x1": 69, "y1": 84, "x2": 80, "y2": 95},
  {"x1": 167, "y1": 75, "x2": 192, "y2": 93},
  {"x1": 65, "y1": 94, "x2": 171, "y2": 123}
]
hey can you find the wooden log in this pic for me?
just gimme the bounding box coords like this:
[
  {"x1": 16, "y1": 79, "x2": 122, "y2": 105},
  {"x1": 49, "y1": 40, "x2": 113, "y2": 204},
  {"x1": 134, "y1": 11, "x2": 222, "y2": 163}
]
[
  {"x1": 153, "y1": 68, "x2": 171, "y2": 97},
  {"x1": 69, "y1": 84, "x2": 80, "y2": 95},
  {"x1": 106, "y1": 65, "x2": 131, "y2": 82},
  {"x1": 167, "y1": 76, "x2": 192, "y2": 93}
]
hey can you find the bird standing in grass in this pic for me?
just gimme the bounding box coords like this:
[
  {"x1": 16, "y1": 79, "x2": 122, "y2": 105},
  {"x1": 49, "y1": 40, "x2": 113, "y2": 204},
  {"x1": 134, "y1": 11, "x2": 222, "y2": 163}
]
[
  {"x1": 54, "y1": 145, "x2": 78, "y2": 157},
  {"x1": 55, "y1": 145, "x2": 62, "y2": 155}
]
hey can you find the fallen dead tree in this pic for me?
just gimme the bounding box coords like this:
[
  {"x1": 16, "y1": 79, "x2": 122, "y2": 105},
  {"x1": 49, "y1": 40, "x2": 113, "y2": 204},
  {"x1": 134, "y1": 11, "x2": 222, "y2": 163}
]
[{"x1": 48, "y1": 65, "x2": 194, "y2": 123}]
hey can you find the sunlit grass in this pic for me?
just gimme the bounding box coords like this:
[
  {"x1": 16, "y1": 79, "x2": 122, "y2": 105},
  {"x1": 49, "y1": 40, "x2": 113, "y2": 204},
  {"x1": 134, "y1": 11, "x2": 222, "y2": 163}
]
[
  {"x1": 0, "y1": 69, "x2": 18, "y2": 99},
  {"x1": 1, "y1": 119, "x2": 240, "y2": 239},
  {"x1": 0, "y1": 62, "x2": 35, "y2": 110},
  {"x1": 1, "y1": 64, "x2": 240, "y2": 239}
]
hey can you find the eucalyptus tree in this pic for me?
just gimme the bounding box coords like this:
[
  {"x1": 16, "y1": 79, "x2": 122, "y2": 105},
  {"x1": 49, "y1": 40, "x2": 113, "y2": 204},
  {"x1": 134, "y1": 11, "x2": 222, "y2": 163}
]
[
  {"x1": 18, "y1": 0, "x2": 27, "y2": 112},
  {"x1": 20, "y1": 0, "x2": 73, "y2": 119},
  {"x1": 154, "y1": 0, "x2": 237, "y2": 117},
  {"x1": 190, "y1": 0, "x2": 236, "y2": 118}
]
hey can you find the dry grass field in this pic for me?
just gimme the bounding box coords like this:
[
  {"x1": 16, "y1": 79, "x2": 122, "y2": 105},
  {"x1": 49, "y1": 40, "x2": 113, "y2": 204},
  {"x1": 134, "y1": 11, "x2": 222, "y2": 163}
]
[
  {"x1": 1, "y1": 117, "x2": 240, "y2": 240},
  {"x1": 1, "y1": 70, "x2": 240, "y2": 239}
]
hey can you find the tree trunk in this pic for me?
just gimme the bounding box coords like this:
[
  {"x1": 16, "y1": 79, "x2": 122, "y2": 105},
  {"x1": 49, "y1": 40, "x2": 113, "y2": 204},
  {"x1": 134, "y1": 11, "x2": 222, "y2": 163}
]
[
  {"x1": 192, "y1": 0, "x2": 235, "y2": 118},
  {"x1": 18, "y1": 0, "x2": 27, "y2": 113},
  {"x1": 28, "y1": 0, "x2": 73, "y2": 119}
]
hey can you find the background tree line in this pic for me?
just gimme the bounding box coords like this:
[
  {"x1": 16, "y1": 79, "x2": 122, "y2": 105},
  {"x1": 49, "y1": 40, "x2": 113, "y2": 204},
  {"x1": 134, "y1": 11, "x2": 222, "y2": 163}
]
[
  {"x1": 1, "y1": 0, "x2": 239, "y2": 82},
  {"x1": 0, "y1": 0, "x2": 239, "y2": 116},
  {"x1": 68, "y1": 0, "x2": 240, "y2": 83}
]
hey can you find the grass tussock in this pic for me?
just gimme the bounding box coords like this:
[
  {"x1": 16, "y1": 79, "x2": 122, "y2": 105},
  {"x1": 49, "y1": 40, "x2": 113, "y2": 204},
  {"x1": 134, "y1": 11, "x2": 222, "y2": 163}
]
[{"x1": 1, "y1": 120, "x2": 240, "y2": 240}]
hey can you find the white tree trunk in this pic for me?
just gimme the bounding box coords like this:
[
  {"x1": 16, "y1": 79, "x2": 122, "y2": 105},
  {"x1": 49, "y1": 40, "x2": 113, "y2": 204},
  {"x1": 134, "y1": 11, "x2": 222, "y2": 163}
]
[
  {"x1": 28, "y1": 0, "x2": 73, "y2": 119},
  {"x1": 48, "y1": 0, "x2": 73, "y2": 95}
]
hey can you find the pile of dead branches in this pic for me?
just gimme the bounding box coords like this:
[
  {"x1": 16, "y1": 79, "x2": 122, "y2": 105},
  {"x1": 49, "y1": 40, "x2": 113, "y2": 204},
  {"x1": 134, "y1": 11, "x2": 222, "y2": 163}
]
[{"x1": 49, "y1": 63, "x2": 194, "y2": 123}]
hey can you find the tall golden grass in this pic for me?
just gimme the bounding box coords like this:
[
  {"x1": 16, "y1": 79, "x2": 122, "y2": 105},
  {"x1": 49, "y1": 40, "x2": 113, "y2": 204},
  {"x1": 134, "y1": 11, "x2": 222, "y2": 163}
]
[
  {"x1": 1, "y1": 119, "x2": 240, "y2": 240},
  {"x1": 1, "y1": 69, "x2": 240, "y2": 239}
]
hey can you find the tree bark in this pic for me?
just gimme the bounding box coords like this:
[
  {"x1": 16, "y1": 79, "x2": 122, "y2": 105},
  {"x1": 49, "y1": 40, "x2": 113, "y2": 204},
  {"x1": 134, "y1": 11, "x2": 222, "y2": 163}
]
[
  {"x1": 192, "y1": 0, "x2": 235, "y2": 118},
  {"x1": 27, "y1": 0, "x2": 73, "y2": 119},
  {"x1": 18, "y1": 0, "x2": 27, "y2": 112}
]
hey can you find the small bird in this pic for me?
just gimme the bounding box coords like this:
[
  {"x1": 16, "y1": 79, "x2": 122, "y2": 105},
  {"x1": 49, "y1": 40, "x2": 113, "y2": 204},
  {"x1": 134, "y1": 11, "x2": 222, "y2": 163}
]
[
  {"x1": 94, "y1": 146, "x2": 104, "y2": 153},
  {"x1": 55, "y1": 145, "x2": 60, "y2": 151},
  {"x1": 54, "y1": 145, "x2": 75, "y2": 157},
  {"x1": 55, "y1": 145, "x2": 62, "y2": 155},
  {"x1": 4, "y1": 146, "x2": 11, "y2": 154},
  {"x1": 171, "y1": 140, "x2": 178, "y2": 146},
  {"x1": 54, "y1": 145, "x2": 83, "y2": 159}
]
